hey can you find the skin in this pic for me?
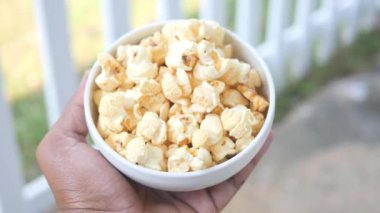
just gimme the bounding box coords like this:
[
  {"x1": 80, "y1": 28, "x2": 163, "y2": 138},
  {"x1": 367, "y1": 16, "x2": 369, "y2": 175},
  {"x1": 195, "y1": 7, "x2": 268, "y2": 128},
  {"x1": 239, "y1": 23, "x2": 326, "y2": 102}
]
[{"x1": 36, "y1": 73, "x2": 273, "y2": 213}]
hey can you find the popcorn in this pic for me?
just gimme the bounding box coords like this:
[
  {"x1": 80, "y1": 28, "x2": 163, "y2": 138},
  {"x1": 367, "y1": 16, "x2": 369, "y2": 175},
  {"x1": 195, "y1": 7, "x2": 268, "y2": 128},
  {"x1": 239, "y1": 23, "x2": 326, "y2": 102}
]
[
  {"x1": 136, "y1": 112, "x2": 167, "y2": 145},
  {"x1": 249, "y1": 95, "x2": 269, "y2": 113},
  {"x1": 210, "y1": 137, "x2": 236, "y2": 162},
  {"x1": 124, "y1": 89, "x2": 142, "y2": 109},
  {"x1": 219, "y1": 59, "x2": 250, "y2": 86},
  {"x1": 252, "y1": 111, "x2": 265, "y2": 136},
  {"x1": 169, "y1": 103, "x2": 182, "y2": 116},
  {"x1": 140, "y1": 93, "x2": 167, "y2": 113},
  {"x1": 176, "y1": 68, "x2": 192, "y2": 96},
  {"x1": 138, "y1": 79, "x2": 161, "y2": 95},
  {"x1": 143, "y1": 144, "x2": 165, "y2": 171},
  {"x1": 125, "y1": 137, "x2": 148, "y2": 165},
  {"x1": 168, "y1": 147, "x2": 193, "y2": 172},
  {"x1": 198, "y1": 20, "x2": 224, "y2": 47},
  {"x1": 200, "y1": 114, "x2": 223, "y2": 146},
  {"x1": 165, "y1": 144, "x2": 179, "y2": 158},
  {"x1": 162, "y1": 19, "x2": 201, "y2": 42},
  {"x1": 93, "y1": 89, "x2": 109, "y2": 106},
  {"x1": 247, "y1": 69, "x2": 262, "y2": 88},
  {"x1": 167, "y1": 114, "x2": 198, "y2": 144},
  {"x1": 161, "y1": 71, "x2": 183, "y2": 103},
  {"x1": 95, "y1": 52, "x2": 125, "y2": 91},
  {"x1": 125, "y1": 45, "x2": 158, "y2": 83},
  {"x1": 165, "y1": 40, "x2": 197, "y2": 71},
  {"x1": 193, "y1": 40, "x2": 228, "y2": 81},
  {"x1": 159, "y1": 101, "x2": 170, "y2": 121},
  {"x1": 236, "y1": 85, "x2": 257, "y2": 101},
  {"x1": 133, "y1": 104, "x2": 146, "y2": 120},
  {"x1": 94, "y1": 20, "x2": 269, "y2": 172},
  {"x1": 97, "y1": 92, "x2": 127, "y2": 137},
  {"x1": 105, "y1": 131, "x2": 134, "y2": 152},
  {"x1": 97, "y1": 116, "x2": 124, "y2": 138},
  {"x1": 197, "y1": 40, "x2": 220, "y2": 65},
  {"x1": 191, "y1": 129, "x2": 208, "y2": 148},
  {"x1": 235, "y1": 136, "x2": 254, "y2": 152},
  {"x1": 191, "y1": 147, "x2": 212, "y2": 171},
  {"x1": 191, "y1": 81, "x2": 222, "y2": 113},
  {"x1": 140, "y1": 32, "x2": 167, "y2": 65},
  {"x1": 123, "y1": 110, "x2": 139, "y2": 132},
  {"x1": 221, "y1": 89, "x2": 249, "y2": 107},
  {"x1": 221, "y1": 105, "x2": 256, "y2": 139}
]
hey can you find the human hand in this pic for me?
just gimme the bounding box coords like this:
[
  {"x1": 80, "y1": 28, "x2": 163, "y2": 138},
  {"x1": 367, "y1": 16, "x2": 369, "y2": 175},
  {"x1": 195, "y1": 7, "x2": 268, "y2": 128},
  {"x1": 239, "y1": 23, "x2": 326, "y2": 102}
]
[{"x1": 37, "y1": 73, "x2": 273, "y2": 212}]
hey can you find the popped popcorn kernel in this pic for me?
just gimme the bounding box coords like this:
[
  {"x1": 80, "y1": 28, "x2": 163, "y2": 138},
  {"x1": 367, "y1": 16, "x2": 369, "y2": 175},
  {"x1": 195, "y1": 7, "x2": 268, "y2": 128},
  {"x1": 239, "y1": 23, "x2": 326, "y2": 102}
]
[
  {"x1": 142, "y1": 144, "x2": 165, "y2": 171},
  {"x1": 200, "y1": 114, "x2": 224, "y2": 146},
  {"x1": 210, "y1": 137, "x2": 236, "y2": 162},
  {"x1": 191, "y1": 81, "x2": 222, "y2": 113},
  {"x1": 97, "y1": 92, "x2": 127, "y2": 137},
  {"x1": 165, "y1": 40, "x2": 197, "y2": 71},
  {"x1": 136, "y1": 112, "x2": 167, "y2": 145},
  {"x1": 168, "y1": 147, "x2": 193, "y2": 172},
  {"x1": 191, "y1": 129, "x2": 209, "y2": 148},
  {"x1": 252, "y1": 111, "x2": 265, "y2": 136},
  {"x1": 95, "y1": 52, "x2": 125, "y2": 92},
  {"x1": 167, "y1": 114, "x2": 198, "y2": 144},
  {"x1": 138, "y1": 79, "x2": 161, "y2": 96},
  {"x1": 221, "y1": 89, "x2": 249, "y2": 107},
  {"x1": 125, "y1": 45, "x2": 158, "y2": 83},
  {"x1": 140, "y1": 32, "x2": 168, "y2": 65},
  {"x1": 221, "y1": 105, "x2": 256, "y2": 139},
  {"x1": 93, "y1": 89, "x2": 109, "y2": 106},
  {"x1": 235, "y1": 136, "x2": 254, "y2": 152},
  {"x1": 125, "y1": 137, "x2": 148, "y2": 165},
  {"x1": 105, "y1": 131, "x2": 134, "y2": 152},
  {"x1": 161, "y1": 71, "x2": 183, "y2": 103},
  {"x1": 249, "y1": 95, "x2": 269, "y2": 113},
  {"x1": 191, "y1": 147, "x2": 212, "y2": 171}
]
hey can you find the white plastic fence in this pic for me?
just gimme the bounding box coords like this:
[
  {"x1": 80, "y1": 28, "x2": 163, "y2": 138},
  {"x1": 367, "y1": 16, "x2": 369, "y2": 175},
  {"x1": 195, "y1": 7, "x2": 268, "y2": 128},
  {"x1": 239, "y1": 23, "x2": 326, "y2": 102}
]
[{"x1": 0, "y1": 0, "x2": 379, "y2": 212}]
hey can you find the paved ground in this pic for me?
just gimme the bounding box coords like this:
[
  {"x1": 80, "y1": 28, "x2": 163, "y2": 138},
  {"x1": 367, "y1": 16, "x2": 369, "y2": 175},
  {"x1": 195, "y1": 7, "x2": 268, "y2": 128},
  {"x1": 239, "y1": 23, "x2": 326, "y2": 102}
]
[{"x1": 224, "y1": 71, "x2": 380, "y2": 213}]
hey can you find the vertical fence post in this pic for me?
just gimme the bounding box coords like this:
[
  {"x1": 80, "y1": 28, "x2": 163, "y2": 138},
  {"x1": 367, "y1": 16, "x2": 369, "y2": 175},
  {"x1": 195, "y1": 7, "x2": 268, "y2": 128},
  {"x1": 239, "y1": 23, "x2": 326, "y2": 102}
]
[
  {"x1": 157, "y1": 0, "x2": 183, "y2": 20},
  {"x1": 263, "y1": 0, "x2": 290, "y2": 90},
  {"x1": 0, "y1": 68, "x2": 26, "y2": 213},
  {"x1": 336, "y1": 0, "x2": 359, "y2": 46},
  {"x1": 200, "y1": 0, "x2": 228, "y2": 27},
  {"x1": 290, "y1": 0, "x2": 315, "y2": 79},
  {"x1": 316, "y1": 0, "x2": 338, "y2": 65},
  {"x1": 102, "y1": 0, "x2": 130, "y2": 47},
  {"x1": 235, "y1": 0, "x2": 263, "y2": 46},
  {"x1": 34, "y1": 0, "x2": 78, "y2": 126}
]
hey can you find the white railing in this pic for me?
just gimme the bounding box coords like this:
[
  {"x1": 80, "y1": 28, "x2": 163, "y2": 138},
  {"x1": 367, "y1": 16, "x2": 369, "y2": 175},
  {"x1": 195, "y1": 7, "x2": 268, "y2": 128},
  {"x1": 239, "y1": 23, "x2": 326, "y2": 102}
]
[{"x1": 1, "y1": 0, "x2": 379, "y2": 212}]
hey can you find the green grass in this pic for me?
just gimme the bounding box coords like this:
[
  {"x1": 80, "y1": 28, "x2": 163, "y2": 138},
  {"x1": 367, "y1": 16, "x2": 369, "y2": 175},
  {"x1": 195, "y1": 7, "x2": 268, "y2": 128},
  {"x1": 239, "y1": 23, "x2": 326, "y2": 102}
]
[{"x1": 12, "y1": 90, "x2": 47, "y2": 181}]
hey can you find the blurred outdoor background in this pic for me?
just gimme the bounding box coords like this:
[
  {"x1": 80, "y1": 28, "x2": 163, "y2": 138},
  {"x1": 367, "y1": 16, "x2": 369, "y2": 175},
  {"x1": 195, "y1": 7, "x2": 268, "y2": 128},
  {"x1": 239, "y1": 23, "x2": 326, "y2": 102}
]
[{"x1": 1, "y1": 0, "x2": 380, "y2": 212}]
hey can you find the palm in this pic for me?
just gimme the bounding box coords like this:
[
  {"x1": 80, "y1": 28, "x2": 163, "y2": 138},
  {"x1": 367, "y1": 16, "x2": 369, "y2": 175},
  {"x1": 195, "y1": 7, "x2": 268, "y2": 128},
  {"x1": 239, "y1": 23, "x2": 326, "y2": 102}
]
[{"x1": 37, "y1": 73, "x2": 272, "y2": 212}]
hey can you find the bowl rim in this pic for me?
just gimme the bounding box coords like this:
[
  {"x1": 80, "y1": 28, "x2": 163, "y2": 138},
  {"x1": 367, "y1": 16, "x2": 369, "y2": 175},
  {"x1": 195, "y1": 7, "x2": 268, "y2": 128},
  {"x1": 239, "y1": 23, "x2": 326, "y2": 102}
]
[{"x1": 84, "y1": 20, "x2": 275, "y2": 178}]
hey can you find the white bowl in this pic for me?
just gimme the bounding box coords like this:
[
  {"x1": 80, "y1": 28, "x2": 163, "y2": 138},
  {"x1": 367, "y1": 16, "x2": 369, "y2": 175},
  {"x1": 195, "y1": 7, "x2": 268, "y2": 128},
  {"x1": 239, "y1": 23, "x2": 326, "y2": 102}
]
[{"x1": 84, "y1": 21, "x2": 275, "y2": 191}]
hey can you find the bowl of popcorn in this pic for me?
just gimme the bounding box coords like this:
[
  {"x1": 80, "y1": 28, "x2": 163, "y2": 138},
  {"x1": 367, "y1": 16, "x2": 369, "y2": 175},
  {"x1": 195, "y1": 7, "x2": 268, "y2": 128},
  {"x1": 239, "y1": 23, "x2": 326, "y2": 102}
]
[{"x1": 84, "y1": 19, "x2": 275, "y2": 191}]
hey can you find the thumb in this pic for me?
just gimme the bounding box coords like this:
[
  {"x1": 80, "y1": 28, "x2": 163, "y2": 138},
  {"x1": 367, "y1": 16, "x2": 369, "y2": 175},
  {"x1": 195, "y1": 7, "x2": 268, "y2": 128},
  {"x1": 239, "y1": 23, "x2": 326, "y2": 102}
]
[{"x1": 53, "y1": 71, "x2": 90, "y2": 140}]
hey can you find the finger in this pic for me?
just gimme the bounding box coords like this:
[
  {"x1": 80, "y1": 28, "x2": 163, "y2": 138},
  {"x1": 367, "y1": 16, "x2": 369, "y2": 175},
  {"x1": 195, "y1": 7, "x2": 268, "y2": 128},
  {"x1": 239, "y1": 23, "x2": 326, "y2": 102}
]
[
  {"x1": 53, "y1": 71, "x2": 90, "y2": 139},
  {"x1": 207, "y1": 133, "x2": 273, "y2": 211}
]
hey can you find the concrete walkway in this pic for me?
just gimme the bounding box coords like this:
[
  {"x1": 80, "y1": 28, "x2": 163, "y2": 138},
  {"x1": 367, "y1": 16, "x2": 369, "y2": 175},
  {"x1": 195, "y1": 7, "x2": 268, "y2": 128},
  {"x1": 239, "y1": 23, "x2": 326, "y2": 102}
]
[{"x1": 224, "y1": 71, "x2": 380, "y2": 213}]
